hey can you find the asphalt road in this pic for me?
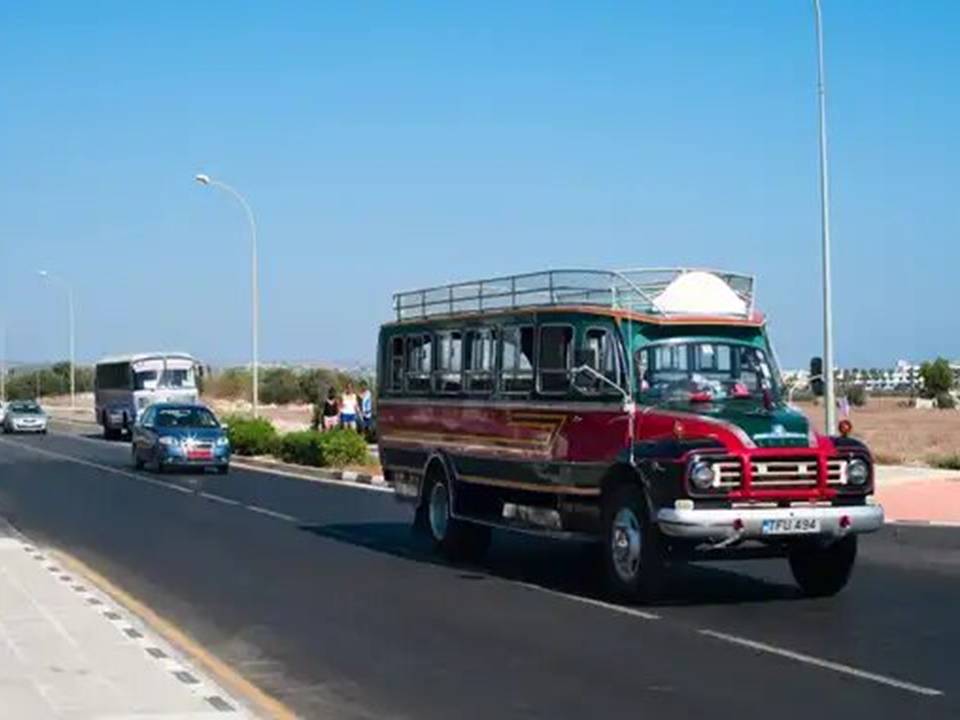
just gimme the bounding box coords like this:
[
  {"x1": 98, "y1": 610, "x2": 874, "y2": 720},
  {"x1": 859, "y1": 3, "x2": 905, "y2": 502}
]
[{"x1": 1, "y1": 426, "x2": 958, "y2": 719}]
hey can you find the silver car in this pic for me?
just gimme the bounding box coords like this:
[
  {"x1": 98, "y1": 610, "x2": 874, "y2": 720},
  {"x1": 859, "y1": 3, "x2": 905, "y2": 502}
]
[{"x1": 2, "y1": 401, "x2": 49, "y2": 434}]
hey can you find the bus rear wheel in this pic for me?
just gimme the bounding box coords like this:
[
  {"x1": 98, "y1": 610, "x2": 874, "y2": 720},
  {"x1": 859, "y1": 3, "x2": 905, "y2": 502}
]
[
  {"x1": 602, "y1": 483, "x2": 666, "y2": 603},
  {"x1": 788, "y1": 535, "x2": 857, "y2": 597},
  {"x1": 425, "y1": 473, "x2": 490, "y2": 562}
]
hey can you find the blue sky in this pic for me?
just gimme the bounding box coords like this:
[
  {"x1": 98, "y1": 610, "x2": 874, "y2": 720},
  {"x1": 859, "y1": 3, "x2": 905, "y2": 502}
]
[{"x1": 1, "y1": 1, "x2": 957, "y2": 369}]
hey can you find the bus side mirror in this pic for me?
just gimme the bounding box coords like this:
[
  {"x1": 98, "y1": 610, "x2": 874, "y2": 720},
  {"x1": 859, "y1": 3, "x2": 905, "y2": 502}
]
[{"x1": 809, "y1": 356, "x2": 824, "y2": 397}]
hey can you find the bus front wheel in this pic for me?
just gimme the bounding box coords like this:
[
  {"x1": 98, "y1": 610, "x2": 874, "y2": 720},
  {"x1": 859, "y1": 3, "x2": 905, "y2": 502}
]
[
  {"x1": 602, "y1": 483, "x2": 666, "y2": 603},
  {"x1": 788, "y1": 535, "x2": 857, "y2": 597}
]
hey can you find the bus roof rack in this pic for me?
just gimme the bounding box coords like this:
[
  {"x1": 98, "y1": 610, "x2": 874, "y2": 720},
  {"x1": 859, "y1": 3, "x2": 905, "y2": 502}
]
[{"x1": 393, "y1": 268, "x2": 756, "y2": 322}]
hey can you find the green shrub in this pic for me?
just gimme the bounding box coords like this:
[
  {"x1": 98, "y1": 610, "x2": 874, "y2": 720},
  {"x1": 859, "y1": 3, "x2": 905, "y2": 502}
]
[
  {"x1": 929, "y1": 454, "x2": 960, "y2": 471},
  {"x1": 319, "y1": 428, "x2": 370, "y2": 467},
  {"x1": 920, "y1": 358, "x2": 954, "y2": 398},
  {"x1": 206, "y1": 368, "x2": 252, "y2": 399},
  {"x1": 223, "y1": 415, "x2": 278, "y2": 456},
  {"x1": 260, "y1": 367, "x2": 301, "y2": 405},
  {"x1": 277, "y1": 429, "x2": 369, "y2": 468},
  {"x1": 846, "y1": 385, "x2": 868, "y2": 407},
  {"x1": 936, "y1": 392, "x2": 956, "y2": 410}
]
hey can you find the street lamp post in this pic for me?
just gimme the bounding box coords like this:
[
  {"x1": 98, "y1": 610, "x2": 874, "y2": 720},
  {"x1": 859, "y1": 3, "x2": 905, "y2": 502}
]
[
  {"x1": 813, "y1": 0, "x2": 837, "y2": 436},
  {"x1": 38, "y1": 270, "x2": 76, "y2": 410},
  {"x1": 0, "y1": 317, "x2": 6, "y2": 403},
  {"x1": 195, "y1": 173, "x2": 260, "y2": 417}
]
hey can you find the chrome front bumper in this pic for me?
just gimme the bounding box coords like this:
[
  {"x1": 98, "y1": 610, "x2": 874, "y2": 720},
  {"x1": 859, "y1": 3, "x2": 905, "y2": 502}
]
[{"x1": 657, "y1": 503, "x2": 884, "y2": 541}]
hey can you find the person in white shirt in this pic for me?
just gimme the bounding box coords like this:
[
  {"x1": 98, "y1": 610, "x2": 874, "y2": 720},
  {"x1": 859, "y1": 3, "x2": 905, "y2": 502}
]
[{"x1": 339, "y1": 384, "x2": 359, "y2": 430}]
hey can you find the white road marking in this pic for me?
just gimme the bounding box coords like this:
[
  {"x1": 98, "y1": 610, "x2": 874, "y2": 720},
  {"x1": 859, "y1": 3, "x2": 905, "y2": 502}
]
[
  {"x1": 198, "y1": 492, "x2": 243, "y2": 507},
  {"x1": 512, "y1": 580, "x2": 660, "y2": 620},
  {"x1": 244, "y1": 505, "x2": 298, "y2": 523},
  {"x1": 698, "y1": 628, "x2": 943, "y2": 697},
  {"x1": 0, "y1": 436, "x2": 193, "y2": 494}
]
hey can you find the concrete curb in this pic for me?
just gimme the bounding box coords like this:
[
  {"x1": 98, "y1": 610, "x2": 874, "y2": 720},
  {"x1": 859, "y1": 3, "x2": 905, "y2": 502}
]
[{"x1": 231, "y1": 455, "x2": 389, "y2": 488}]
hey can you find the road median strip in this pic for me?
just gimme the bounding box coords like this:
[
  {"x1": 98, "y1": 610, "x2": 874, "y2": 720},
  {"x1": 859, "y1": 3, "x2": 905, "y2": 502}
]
[{"x1": 47, "y1": 415, "x2": 394, "y2": 493}]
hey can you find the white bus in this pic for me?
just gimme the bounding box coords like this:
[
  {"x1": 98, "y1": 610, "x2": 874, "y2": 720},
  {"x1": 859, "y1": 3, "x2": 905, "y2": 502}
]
[{"x1": 94, "y1": 353, "x2": 201, "y2": 438}]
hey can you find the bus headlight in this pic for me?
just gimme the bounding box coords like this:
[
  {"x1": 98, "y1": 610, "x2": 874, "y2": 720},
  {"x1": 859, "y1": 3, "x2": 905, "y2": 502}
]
[
  {"x1": 847, "y1": 458, "x2": 869, "y2": 486},
  {"x1": 689, "y1": 461, "x2": 716, "y2": 490}
]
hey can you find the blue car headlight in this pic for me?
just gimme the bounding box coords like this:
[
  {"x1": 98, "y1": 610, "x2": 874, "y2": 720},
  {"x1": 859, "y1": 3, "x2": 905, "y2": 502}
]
[
  {"x1": 216, "y1": 436, "x2": 230, "y2": 447},
  {"x1": 158, "y1": 436, "x2": 179, "y2": 447}
]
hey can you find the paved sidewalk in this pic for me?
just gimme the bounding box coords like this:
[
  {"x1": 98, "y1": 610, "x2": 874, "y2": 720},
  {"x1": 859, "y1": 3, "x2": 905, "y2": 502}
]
[
  {"x1": 0, "y1": 520, "x2": 249, "y2": 719},
  {"x1": 875, "y1": 465, "x2": 960, "y2": 525}
]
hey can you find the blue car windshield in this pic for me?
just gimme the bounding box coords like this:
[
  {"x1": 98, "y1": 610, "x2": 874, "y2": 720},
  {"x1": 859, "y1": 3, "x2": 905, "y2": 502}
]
[{"x1": 155, "y1": 408, "x2": 218, "y2": 428}]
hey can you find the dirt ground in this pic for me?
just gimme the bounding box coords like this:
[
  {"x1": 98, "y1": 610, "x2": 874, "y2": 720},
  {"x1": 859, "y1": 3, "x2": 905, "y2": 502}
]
[
  {"x1": 795, "y1": 396, "x2": 960, "y2": 466},
  {"x1": 40, "y1": 393, "x2": 959, "y2": 467},
  {"x1": 40, "y1": 393, "x2": 316, "y2": 434}
]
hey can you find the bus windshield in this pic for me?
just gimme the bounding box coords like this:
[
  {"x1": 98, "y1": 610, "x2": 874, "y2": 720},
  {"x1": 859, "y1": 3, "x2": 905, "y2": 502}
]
[
  {"x1": 636, "y1": 341, "x2": 781, "y2": 404},
  {"x1": 134, "y1": 367, "x2": 195, "y2": 390}
]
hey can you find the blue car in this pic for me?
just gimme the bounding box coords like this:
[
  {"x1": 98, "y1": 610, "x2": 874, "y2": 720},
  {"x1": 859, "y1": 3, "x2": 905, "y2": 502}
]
[{"x1": 131, "y1": 403, "x2": 230, "y2": 474}]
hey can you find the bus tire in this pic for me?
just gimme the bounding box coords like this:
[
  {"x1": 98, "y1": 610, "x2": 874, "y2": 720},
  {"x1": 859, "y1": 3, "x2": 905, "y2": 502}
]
[
  {"x1": 789, "y1": 535, "x2": 857, "y2": 597},
  {"x1": 602, "y1": 482, "x2": 666, "y2": 603},
  {"x1": 425, "y1": 471, "x2": 490, "y2": 562}
]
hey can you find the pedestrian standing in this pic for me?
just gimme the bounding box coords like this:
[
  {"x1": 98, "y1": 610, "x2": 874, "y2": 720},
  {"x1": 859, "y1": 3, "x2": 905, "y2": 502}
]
[
  {"x1": 359, "y1": 381, "x2": 373, "y2": 435},
  {"x1": 322, "y1": 387, "x2": 340, "y2": 431},
  {"x1": 340, "y1": 383, "x2": 359, "y2": 431}
]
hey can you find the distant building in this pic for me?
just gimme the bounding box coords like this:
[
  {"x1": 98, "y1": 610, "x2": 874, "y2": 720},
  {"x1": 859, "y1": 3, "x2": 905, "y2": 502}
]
[{"x1": 782, "y1": 359, "x2": 960, "y2": 396}]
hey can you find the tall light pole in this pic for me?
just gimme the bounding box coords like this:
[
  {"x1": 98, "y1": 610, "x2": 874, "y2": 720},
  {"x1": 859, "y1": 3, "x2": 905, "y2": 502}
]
[
  {"x1": 195, "y1": 173, "x2": 260, "y2": 417},
  {"x1": 813, "y1": 0, "x2": 837, "y2": 435},
  {"x1": 0, "y1": 317, "x2": 6, "y2": 403},
  {"x1": 38, "y1": 270, "x2": 76, "y2": 410}
]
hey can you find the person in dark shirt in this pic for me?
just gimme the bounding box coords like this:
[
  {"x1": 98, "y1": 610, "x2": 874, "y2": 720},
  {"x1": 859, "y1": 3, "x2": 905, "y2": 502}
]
[{"x1": 321, "y1": 387, "x2": 340, "y2": 431}]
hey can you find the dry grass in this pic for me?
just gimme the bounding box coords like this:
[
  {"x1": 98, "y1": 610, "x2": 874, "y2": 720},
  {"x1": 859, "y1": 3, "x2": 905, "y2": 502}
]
[{"x1": 795, "y1": 396, "x2": 960, "y2": 465}]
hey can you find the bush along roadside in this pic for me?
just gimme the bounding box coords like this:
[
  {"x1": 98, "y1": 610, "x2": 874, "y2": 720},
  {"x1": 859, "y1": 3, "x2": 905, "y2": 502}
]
[
  {"x1": 223, "y1": 415, "x2": 279, "y2": 456},
  {"x1": 277, "y1": 429, "x2": 369, "y2": 468},
  {"x1": 929, "y1": 454, "x2": 960, "y2": 471}
]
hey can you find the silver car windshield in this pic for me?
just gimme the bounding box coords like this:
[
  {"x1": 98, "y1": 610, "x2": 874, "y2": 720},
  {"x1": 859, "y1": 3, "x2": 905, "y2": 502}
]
[{"x1": 10, "y1": 403, "x2": 43, "y2": 414}]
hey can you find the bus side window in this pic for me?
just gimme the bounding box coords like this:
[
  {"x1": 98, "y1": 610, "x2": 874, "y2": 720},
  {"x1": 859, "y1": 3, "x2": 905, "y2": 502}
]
[
  {"x1": 464, "y1": 328, "x2": 496, "y2": 394},
  {"x1": 435, "y1": 331, "x2": 463, "y2": 394},
  {"x1": 500, "y1": 325, "x2": 534, "y2": 394},
  {"x1": 581, "y1": 327, "x2": 621, "y2": 393},
  {"x1": 389, "y1": 337, "x2": 404, "y2": 392},
  {"x1": 538, "y1": 325, "x2": 573, "y2": 394},
  {"x1": 405, "y1": 334, "x2": 433, "y2": 393}
]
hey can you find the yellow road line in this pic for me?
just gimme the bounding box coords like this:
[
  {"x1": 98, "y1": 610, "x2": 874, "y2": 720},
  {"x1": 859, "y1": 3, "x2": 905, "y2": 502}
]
[{"x1": 52, "y1": 549, "x2": 298, "y2": 720}]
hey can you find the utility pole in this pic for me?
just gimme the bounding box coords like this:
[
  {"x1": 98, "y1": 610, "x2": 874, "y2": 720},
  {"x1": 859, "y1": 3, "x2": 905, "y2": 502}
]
[{"x1": 813, "y1": 0, "x2": 837, "y2": 435}]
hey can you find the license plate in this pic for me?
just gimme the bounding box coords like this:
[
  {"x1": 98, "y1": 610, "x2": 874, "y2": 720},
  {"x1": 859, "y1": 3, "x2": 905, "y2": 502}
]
[
  {"x1": 187, "y1": 449, "x2": 212, "y2": 460},
  {"x1": 761, "y1": 517, "x2": 820, "y2": 535}
]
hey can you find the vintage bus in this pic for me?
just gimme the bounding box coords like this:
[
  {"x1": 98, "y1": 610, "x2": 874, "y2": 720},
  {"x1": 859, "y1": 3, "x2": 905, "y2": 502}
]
[
  {"x1": 377, "y1": 268, "x2": 883, "y2": 601},
  {"x1": 94, "y1": 352, "x2": 200, "y2": 438}
]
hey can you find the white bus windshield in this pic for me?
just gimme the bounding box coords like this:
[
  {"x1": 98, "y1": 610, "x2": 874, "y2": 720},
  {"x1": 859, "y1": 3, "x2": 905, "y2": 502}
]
[{"x1": 133, "y1": 367, "x2": 195, "y2": 390}]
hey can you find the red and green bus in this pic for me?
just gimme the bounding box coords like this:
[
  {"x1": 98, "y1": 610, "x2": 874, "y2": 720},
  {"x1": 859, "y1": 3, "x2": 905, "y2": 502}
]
[{"x1": 376, "y1": 268, "x2": 882, "y2": 601}]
